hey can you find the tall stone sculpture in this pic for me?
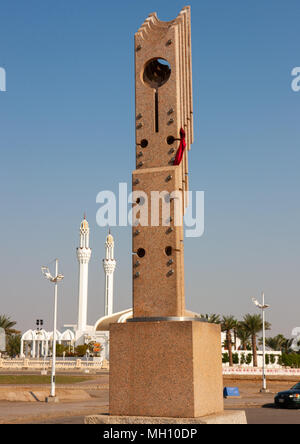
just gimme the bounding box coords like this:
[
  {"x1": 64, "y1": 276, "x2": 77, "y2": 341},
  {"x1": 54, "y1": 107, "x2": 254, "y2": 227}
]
[{"x1": 109, "y1": 6, "x2": 224, "y2": 420}]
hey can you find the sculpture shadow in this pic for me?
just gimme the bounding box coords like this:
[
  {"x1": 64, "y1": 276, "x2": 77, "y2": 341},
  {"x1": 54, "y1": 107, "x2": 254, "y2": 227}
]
[{"x1": 29, "y1": 391, "x2": 41, "y2": 402}]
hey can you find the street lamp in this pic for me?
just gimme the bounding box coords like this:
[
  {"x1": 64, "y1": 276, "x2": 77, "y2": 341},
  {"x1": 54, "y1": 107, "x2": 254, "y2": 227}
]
[
  {"x1": 41, "y1": 259, "x2": 64, "y2": 400},
  {"x1": 252, "y1": 293, "x2": 270, "y2": 393}
]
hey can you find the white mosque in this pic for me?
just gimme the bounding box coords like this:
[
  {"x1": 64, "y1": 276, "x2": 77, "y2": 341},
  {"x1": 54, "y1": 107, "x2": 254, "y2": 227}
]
[
  {"x1": 20, "y1": 216, "x2": 280, "y2": 368},
  {"x1": 21, "y1": 216, "x2": 132, "y2": 360}
]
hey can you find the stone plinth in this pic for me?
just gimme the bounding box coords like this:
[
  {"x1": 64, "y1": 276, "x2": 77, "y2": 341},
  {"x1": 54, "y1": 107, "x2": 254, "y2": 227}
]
[
  {"x1": 109, "y1": 321, "x2": 223, "y2": 418},
  {"x1": 85, "y1": 410, "x2": 247, "y2": 425}
]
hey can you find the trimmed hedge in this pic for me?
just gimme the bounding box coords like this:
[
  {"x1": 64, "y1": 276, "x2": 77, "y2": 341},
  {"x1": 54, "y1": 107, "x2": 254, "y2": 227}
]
[{"x1": 281, "y1": 353, "x2": 300, "y2": 368}]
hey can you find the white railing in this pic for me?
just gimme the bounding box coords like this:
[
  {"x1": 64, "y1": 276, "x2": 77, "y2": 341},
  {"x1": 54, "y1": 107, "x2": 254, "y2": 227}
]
[
  {"x1": 223, "y1": 366, "x2": 300, "y2": 376},
  {"x1": 0, "y1": 358, "x2": 108, "y2": 370}
]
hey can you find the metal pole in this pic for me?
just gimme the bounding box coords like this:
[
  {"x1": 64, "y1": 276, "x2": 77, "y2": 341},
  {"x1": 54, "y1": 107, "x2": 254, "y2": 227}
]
[
  {"x1": 50, "y1": 259, "x2": 58, "y2": 397},
  {"x1": 262, "y1": 292, "x2": 267, "y2": 391}
]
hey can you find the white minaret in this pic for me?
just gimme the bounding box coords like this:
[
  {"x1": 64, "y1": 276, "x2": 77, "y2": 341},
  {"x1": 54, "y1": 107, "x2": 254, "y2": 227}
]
[
  {"x1": 103, "y1": 230, "x2": 116, "y2": 317},
  {"x1": 76, "y1": 216, "x2": 92, "y2": 332}
]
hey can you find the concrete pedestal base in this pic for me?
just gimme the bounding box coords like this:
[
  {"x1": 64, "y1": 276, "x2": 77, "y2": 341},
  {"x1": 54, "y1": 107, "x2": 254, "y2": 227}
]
[
  {"x1": 85, "y1": 410, "x2": 247, "y2": 425},
  {"x1": 45, "y1": 396, "x2": 59, "y2": 403},
  {"x1": 260, "y1": 388, "x2": 270, "y2": 394},
  {"x1": 109, "y1": 321, "x2": 224, "y2": 418}
]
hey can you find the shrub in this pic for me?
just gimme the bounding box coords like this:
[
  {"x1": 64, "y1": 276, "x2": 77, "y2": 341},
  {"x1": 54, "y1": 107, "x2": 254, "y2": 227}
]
[
  {"x1": 222, "y1": 353, "x2": 229, "y2": 364},
  {"x1": 246, "y1": 354, "x2": 252, "y2": 365},
  {"x1": 74, "y1": 345, "x2": 89, "y2": 357},
  {"x1": 281, "y1": 353, "x2": 300, "y2": 369},
  {"x1": 55, "y1": 344, "x2": 68, "y2": 357},
  {"x1": 6, "y1": 334, "x2": 21, "y2": 358},
  {"x1": 232, "y1": 353, "x2": 239, "y2": 365},
  {"x1": 240, "y1": 353, "x2": 246, "y2": 365}
]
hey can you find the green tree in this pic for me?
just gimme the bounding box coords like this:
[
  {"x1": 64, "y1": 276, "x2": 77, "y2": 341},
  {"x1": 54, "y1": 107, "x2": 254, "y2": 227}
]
[
  {"x1": 281, "y1": 338, "x2": 294, "y2": 354},
  {"x1": 74, "y1": 344, "x2": 89, "y2": 357},
  {"x1": 199, "y1": 314, "x2": 221, "y2": 324},
  {"x1": 0, "y1": 315, "x2": 19, "y2": 335},
  {"x1": 56, "y1": 344, "x2": 68, "y2": 357},
  {"x1": 6, "y1": 334, "x2": 21, "y2": 358},
  {"x1": 263, "y1": 335, "x2": 286, "y2": 351},
  {"x1": 281, "y1": 353, "x2": 300, "y2": 368},
  {"x1": 241, "y1": 314, "x2": 271, "y2": 367},
  {"x1": 221, "y1": 316, "x2": 237, "y2": 367},
  {"x1": 236, "y1": 324, "x2": 251, "y2": 351}
]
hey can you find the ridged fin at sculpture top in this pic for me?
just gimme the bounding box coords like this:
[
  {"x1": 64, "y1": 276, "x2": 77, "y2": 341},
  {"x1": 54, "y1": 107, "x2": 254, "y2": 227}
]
[{"x1": 135, "y1": 6, "x2": 193, "y2": 153}]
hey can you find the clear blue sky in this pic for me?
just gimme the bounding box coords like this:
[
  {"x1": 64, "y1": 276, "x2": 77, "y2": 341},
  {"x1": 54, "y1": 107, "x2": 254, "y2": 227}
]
[{"x1": 0, "y1": 0, "x2": 299, "y2": 337}]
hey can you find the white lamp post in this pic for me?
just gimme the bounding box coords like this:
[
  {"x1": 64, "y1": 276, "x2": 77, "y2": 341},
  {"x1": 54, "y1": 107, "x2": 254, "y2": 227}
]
[
  {"x1": 41, "y1": 259, "x2": 64, "y2": 401},
  {"x1": 252, "y1": 293, "x2": 270, "y2": 393}
]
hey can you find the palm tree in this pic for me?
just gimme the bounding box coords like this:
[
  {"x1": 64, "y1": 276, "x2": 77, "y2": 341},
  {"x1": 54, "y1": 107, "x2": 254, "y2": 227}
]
[
  {"x1": 221, "y1": 316, "x2": 237, "y2": 367},
  {"x1": 0, "y1": 315, "x2": 18, "y2": 335},
  {"x1": 281, "y1": 338, "x2": 294, "y2": 354},
  {"x1": 241, "y1": 314, "x2": 271, "y2": 367},
  {"x1": 264, "y1": 335, "x2": 287, "y2": 351},
  {"x1": 236, "y1": 323, "x2": 251, "y2": 351},
  {"x1": 200, "y1": 314, "x2": 221, "y2": 324},
  {"x1": 6, "y1": 334, "x2": 21, "y2": 358}
]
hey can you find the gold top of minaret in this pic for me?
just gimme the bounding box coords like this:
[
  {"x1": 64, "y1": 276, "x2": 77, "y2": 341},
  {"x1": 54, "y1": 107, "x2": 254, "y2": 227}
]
[
  {"x1": 80, "y1": 214, "x2": 89, "y2": 232},
  {"x1": 106, "y1": 228, "x2": 114, "y2": 245}
]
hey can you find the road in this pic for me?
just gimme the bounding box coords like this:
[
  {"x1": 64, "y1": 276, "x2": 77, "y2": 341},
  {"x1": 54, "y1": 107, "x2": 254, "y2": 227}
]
[{"x1": 245, "y1": 406, "x2": 300, "y2": 424}]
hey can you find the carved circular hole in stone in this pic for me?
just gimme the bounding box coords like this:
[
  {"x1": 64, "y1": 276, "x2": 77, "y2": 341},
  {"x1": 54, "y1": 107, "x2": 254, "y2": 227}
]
[
  {"x1": 137, "y1": 248, "x2": 146, "y2": 258},
  {"x1": 167, "y1": 136, "x2": 175, "y2": 145},
  {"x1": 165, "y1": 246, "x2": 172, "y2": 256},
  {"x1": 143, "y1": 58, "x2": 171, "y2": 89},
  {"x1": 141, "y1": 139, "x2": 148, "y2": 148},
  {"x1": 136, "y1": 196, "x2": 145, "y2": 205}
]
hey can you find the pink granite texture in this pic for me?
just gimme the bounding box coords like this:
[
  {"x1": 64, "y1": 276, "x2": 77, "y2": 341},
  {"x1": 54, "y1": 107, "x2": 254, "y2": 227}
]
[{"x1": 109, "y1": 321, "x2": 224, "y2": 418}]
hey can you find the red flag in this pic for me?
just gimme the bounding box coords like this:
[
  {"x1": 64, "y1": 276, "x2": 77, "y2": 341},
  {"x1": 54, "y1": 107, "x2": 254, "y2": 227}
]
[{"x1": 173, "y1": 128, "x2": 186, "y2": 166}]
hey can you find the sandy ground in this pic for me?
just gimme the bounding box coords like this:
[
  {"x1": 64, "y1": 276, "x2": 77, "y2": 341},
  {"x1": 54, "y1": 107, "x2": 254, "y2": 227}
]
[{"x1": 0, "y1": 373, "x2": 299, "y2": 424}]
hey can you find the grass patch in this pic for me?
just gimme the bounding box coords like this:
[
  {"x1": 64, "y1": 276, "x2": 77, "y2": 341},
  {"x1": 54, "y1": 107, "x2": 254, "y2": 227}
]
[{"x1": 0, "y1": 375, "x2": 92, "y2": 385}]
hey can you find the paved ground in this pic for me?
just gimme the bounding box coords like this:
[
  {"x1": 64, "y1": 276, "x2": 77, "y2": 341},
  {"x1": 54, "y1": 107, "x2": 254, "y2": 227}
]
[
  {"x1": 223, "y1": 376, "x2": 300, "y2": 424},
  {"x1": 0, "y1": 373, "x2": 109, "y2": 424},
  {"x1": 0, "y1": 373, "x2": 299, "y2": 424},
  {"x1": 32, "y1": 415, "x2": 85, "y2": 424},
  {"x1": 0, "y1": 400, "x2": 108, "y2": 424},
  {"x1": 30, "y1": 408, "x2": 300, "y2": 425}
]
